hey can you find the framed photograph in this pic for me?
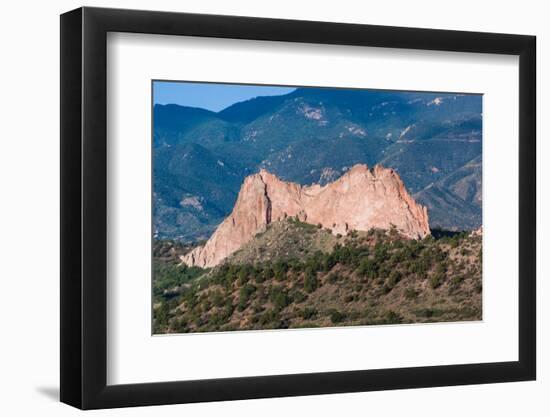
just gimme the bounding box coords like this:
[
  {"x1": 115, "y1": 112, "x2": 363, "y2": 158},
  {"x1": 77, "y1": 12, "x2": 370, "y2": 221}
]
[{"x1": 60, "y1": 6, "x2": 536, "y2": 409}]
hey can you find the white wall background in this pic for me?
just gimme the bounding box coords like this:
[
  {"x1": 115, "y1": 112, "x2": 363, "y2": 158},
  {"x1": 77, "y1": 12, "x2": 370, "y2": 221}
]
[{"x1": 0, "y1": 0, "x2": 546, "y2": 415}]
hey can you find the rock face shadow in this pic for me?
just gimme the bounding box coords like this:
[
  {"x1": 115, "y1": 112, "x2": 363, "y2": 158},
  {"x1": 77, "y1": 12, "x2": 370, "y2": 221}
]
[{"x1": 35, "y1": 386, "x2": 59, "y2": 401}]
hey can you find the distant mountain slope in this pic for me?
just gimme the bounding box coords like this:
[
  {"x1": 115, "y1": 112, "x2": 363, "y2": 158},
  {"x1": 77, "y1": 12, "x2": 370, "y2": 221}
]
[
  {"x1": 153, "y1": 88, "x2": 482, "y2": 240},
  {"x1": 437, "y1": 155, "x2": 482, "y2": 206},
  {"x1": 153, "y1": 142, "x2": 249, "y2": 241},
  {"x1": 218, "y1": 93, "x2": 290, "y2": 124},
  {"x1": 153, "y1": 104, "x2": 220, "y2": 147},
  {"x1": 414, "y1": 156, "x2": 482, "y2": 230}
]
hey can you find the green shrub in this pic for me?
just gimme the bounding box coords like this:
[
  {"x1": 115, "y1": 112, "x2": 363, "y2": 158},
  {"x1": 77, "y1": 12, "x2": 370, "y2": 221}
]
[
  {"x1": 183, "y1": 288, "x2": 198, "y2": 309},
  {"x1": 210, "y1": 290, "x2": 225, "y2": 307},
  {"x1": 201, "y1": 298, "x2": 212, "y2": 311},
  {"x1": 274, "y1": 260, "x2": 289, "y2": 281},
  {"x1": 382, "y1": 310, "x2": 402, "y2": 324},
  {"x1": 155, "y1": 302, "x2": 170, "y2": 326},
  {"x1": 386, "y1": 270, "x2": 401, "y2": 288},
  {"x1": 254, "y1": 272, "x2": 265, "y2": 284},
  {"x1": 237, "y1": 268, "x2": 249, "y2": 285},
  {"x1": 237, "y1": 284, "x2": 256, "y2": 311},
  {"x1": 357, "y1": 258, "x2": 378, "y2": 279},
  {"x1": 301, "y1": 307, "x2": 317, "y2": 320},
  {"x1": 430, "y1": 272, "x2": 445, "y2": 289},
  {"x1": 329, "y1": 309, "x2": 347, "y2": 324},
  {"x1": 223, "y1": 299, "x2": 234, "y2": 318},
  {"x1": 171, "y1": 318, "x2": 189, "y2": 333},
  {"x1": 304, "y1": 269, "x2": 318, "y2": 293},
  {"x1": 321, "y1": 254, "x2": 336, "y2": 272},
  {"x1": 269, "y1": 286, "x2": 291, "y2": 310},
  {"x1": 408, "y1": 258, "x2": 429, "y2": 275},
  {"x1": 209, "y1": 311, "x2": 229, "y2": 327},
  {"x1": 451, "y1": 275, "x2": 464, "y2": 285},
  {"x1": 263, "y1": 266, "x2": 274, "y2": 281},
  {"x1": 404, "y1": 288, "x2": 417, "y2": 299},
  {"x1": 251, "y1": 302, "x2": 264, "y2": 314},
  {"x1": 292, "y1": 290, "x2": 307, "y2": 304},
  {"x1": 327, "y1": 273, "x2": 339, "y2": 284},
  {"x1": 259, "y1": 309, "x2": 280, "y2": 326}
]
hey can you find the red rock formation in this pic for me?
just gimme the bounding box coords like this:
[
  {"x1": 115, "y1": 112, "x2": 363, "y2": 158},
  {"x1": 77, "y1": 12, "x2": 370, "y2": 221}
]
[{"x1": 181, "y1": 164, "x2": 430, "y2": 268}]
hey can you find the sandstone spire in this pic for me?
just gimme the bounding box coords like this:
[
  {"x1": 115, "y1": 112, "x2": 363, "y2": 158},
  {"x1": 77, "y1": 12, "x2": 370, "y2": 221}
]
[{"x1": 181, "y1": 164, "x2": 430, "y2": 268}]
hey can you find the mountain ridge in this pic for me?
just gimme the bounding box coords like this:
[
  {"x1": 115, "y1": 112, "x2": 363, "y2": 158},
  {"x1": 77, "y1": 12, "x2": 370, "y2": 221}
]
[{"x1": 153, "y1": 88, "x2": 482, "y2": 240}]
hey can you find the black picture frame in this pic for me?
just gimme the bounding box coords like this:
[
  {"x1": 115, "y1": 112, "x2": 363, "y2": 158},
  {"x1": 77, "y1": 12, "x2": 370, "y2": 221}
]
[{"x1": 60, "y1": 6, "x2": 536, "y2": 410}]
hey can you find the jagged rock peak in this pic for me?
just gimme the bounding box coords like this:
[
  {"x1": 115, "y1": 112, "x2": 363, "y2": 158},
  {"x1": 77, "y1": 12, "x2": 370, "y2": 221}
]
[{"x1": 181, "y1": 164, "x2": 430, "y2": 268}]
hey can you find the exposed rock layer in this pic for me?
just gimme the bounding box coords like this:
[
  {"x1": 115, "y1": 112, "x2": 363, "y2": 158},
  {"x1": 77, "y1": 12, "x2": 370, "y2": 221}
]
[{"x1": 181, "y1": 164, "x2": 430, "y2": 268}]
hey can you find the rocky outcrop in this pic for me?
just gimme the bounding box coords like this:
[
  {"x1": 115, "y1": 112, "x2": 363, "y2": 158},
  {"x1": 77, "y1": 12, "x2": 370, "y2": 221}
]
[{"x1": 181, "y1": 164, "x2": 430, "y2": 268}]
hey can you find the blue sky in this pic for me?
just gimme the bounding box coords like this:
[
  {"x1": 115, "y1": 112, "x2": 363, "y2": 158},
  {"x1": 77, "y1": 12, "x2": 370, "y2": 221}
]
[{"x1": 153, "y1": 81, "x2": 296, "y2": 112}]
